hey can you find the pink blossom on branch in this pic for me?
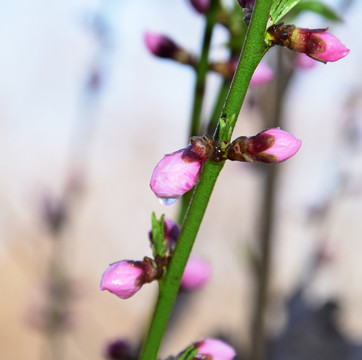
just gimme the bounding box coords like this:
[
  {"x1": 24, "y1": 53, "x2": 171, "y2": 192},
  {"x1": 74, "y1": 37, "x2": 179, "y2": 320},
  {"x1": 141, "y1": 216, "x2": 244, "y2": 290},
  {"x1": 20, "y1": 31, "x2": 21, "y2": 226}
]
[
  {"x1": 250, "y1": 62, "x2": 274, "y2": 87},
  {"x1": 227, "y1": 128, "x2": 302, "y2": 163},
  {"x1": 150, "y1": 150, "x2": 201, "y2": 206},
  {"x1": 292, "y1": 28, "x2": 350, "y2": 63},
  {"x1": 180, "y1": 256, "x2": 211, "y2": 291},
  {"x1": 100, "y1": 260, "x2": 157, "y2": 299},
  {"x1": 144, "y1": 32, "x2": 178, "y2": 58},
  {"x1": 150, "y1": 136, "x2": 214, "y2": 205},
  {"x1": 189, "y1": 0, "x2": 209, "y2": 14},
  {"x1": 193, "y1": 338, "x2": 236, "y2": 360},
  {"x1": 267, "y1": 24, "x2": 349, "y2": 64}
]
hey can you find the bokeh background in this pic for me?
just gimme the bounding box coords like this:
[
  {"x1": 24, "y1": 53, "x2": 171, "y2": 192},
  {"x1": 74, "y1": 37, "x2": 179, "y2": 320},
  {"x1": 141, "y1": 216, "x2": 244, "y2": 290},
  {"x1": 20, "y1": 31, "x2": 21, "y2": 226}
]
[{"x1": 1, "y1": 0, "x2": 362, "y2": 359}]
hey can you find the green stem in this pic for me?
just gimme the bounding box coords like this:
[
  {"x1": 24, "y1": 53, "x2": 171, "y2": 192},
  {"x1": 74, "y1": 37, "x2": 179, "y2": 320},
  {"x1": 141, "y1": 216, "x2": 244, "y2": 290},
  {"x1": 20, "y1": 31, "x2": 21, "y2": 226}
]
[
  {"x1": 140, "y1": 2, "x2": 273, "y2": 359},
  {"x1": 189, "y1": 0, "x2": 219, "y2": 138}
]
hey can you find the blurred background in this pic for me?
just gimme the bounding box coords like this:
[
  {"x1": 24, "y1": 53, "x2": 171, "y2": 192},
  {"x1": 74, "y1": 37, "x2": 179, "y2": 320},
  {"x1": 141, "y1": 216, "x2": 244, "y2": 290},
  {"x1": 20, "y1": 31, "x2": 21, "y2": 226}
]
[{"x1": 1, "y1": 0, "x2": 362, "y2": 359}]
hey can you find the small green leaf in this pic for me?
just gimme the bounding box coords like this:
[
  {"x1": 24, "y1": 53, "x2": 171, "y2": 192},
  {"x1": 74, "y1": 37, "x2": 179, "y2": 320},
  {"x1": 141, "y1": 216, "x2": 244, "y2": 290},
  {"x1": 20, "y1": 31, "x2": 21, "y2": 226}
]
[
  {"x1": 218, "y1": 113, "x2": 235, "y2": 143},
  {"x1": 269, "y1": 0, "x2": 302, "y2": 25},
  {"x1": 151, "y1": 212, "x2": 165, "y2": 258},
  {"x1": 290, "y1": 1, "x2": 342, "y2": 22},
  {"x1": 175, "y1": 345, "x2": 198, "y2": 360}
]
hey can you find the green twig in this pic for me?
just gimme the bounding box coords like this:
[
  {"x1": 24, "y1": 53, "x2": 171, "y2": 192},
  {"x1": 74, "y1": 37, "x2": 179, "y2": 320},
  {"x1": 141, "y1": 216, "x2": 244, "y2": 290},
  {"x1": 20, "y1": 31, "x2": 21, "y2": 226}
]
[
  {"x1": 140, "y1": 2, "x2": 273, "y2": 359},
  {"x1": 189, "y1": 0, "x2": 219, "y2": 138}
]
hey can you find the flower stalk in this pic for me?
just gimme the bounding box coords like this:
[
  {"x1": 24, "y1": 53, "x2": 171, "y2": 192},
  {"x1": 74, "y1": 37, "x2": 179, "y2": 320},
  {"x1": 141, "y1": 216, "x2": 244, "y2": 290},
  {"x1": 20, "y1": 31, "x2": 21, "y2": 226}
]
[{"x1": 139, "y1": 1, "x2": 273, "y2": 359}]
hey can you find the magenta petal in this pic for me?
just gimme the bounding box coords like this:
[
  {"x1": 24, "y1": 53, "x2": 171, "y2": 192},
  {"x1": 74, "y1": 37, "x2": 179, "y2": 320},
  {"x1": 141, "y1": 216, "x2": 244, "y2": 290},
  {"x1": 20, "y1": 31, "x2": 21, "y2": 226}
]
[
  {"x1": 308, "y1": 32, "x2": 350, "y2": 63},
  {"x1": 258, "y1": 128, "x2": 302, "y2": 162},
  {"x1": 100, "y1": 261, "x2": 143, "y2": 299},
  {"x1": 196, "y1": 338, "x2": 236, "y2": 360},
  {"x1": 250, "y1": 62, "x2": 274, "y2": 87},
  {"x1": 181, "y1": 256, "x2": 211, "y2": 291},
  {"x1": 150, "y1": 150, "x2": 201, "y2": 205}
]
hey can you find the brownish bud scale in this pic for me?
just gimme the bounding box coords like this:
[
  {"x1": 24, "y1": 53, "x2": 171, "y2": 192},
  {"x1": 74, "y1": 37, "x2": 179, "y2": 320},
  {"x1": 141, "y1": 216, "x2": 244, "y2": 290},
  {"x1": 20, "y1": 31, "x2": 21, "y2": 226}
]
[{"x1": 187, "y1": 135, "x2": 215, "y2": 162}]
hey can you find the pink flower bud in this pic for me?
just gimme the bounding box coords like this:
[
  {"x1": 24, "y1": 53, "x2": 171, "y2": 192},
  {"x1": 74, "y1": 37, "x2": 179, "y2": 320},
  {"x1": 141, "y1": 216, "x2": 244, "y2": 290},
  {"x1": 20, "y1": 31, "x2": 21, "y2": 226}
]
[
  {"x1": 181, "y1": 256, "x2": 211, "y2": 291},
  {"x1": 237, "y1": 0, "x2": 255, "y2": 8},
  {"x1": 150, "y1": 150, "x2": 201, "y2": 206},
  {"x1": 292, "y1": 28, "x2": 349, "y2": 63},
  {"x1": 189, "y1": 0, "x2": 209, "y2": 14},
  {"x1": 193, "y1": 338, "x2": 236, "y2": 360},
  {"x1": 164, "y1": 218, "x2": 180, "y2": 246},
  {"x1": 250, "y1": 62, "x2": 274, "y2": 87},
  {"x1": 144, "y1": 32, "x2": 178, "y2": 58},
  {"x1": 227, "y1": 128, "x2": 301, "y2": 163},
  {"x1": 100, "y1": 260, "x2": 152, "y2": 299},
  {"x1": 267, "y1": 25, "x2": 349, "y2": 63},
  {"x1": 150, "y1": 136, "x2": 214, "y2": 205},
  {"x1": 104, "y1": 339, "x2": 133, "y2": 360}
]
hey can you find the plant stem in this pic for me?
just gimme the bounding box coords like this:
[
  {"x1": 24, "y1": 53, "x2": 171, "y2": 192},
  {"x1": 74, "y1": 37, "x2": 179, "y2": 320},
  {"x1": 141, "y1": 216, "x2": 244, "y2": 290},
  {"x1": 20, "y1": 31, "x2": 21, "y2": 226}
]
[
  {"x1": 189, "y1": 0, "x2": 219, "y2": 138},
  {"x1": 140, "y1": 2, "x2": 273, "y2": 359}
]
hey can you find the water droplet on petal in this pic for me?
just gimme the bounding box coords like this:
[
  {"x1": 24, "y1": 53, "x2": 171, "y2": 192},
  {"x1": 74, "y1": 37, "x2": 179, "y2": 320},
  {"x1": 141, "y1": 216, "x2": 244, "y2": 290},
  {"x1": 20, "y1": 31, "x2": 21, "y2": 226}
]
[{"x1": 158, "y1": 197, "x2": 178, "y2": 206}]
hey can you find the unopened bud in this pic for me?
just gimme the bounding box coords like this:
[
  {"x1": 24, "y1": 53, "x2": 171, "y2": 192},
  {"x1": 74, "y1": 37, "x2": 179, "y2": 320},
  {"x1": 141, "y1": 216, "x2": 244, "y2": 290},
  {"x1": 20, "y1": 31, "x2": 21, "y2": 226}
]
[
  {"x1": 164, "y1": 218, "x2": 180, "y2": 249},
  {"x1": 250, "y1": 62, "x2": 274, "y2": 87},
  {"x1": 104, "y1": 339, "x2": 133, "y2": 360},
  {"x1": 100, "y1": 260, "x2": 157, "y2": 299},
  {"x1": 144, "y1": 32, "x2": 178, "y2": 58},
  {"x1": 181, "y1": 256, "x2": 211, "y2": 291},
  {"x1": 267, "y1": 24, "x2": 349, "y2": 63},
  {"x1": 150, "y1": 136, "x2": 214, "y2": 205},
  {"x1": 144, "y1": 32, "x2": 196, "y2": 66},
  {"x1": 193, "y1": 338, "x2": 236, "y2": 360},
  {"x1": 189, "y1": 0, "x2": 210, "y2": 14},
  {"x1": 237, "y1": 0, "x2": 255, "y2": 25},
  {"x1": 148, "y1": 218, "x2": 180, "y2": 255},
  {"x1": 227, "y1": 128, "x2": 301, "y2": 163}
]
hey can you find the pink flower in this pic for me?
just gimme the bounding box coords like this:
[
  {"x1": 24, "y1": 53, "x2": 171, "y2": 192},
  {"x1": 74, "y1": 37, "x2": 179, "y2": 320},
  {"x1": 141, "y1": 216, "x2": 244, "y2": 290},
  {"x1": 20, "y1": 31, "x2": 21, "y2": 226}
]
[
  {"x1": 194, "y1": 338, "x2": 236, "y2": 360},
  {"x1": 150, "y1": 136, "x2": 214, "y2": 205},
  {"x1": 227, "y1": 128, "x2": 302, "y2": 163},
  {"x1": 150, "y1": 150, "x2": 202, "y2": 205},
  {"x1": 189, "y1": 0, "x2": 209, "y2": 14},
  {"x1": 104, "y1": 339, "x2": 133, "y2": 360},
  {"x1": 181, "y1": 256, "x2": 211, "y2": 291},
  {"x1": 163, "y1": 218, "x2": 180, "y2": 246},
  {"x1": 250, "y1": 62, "x2": 274, "y2": 87},
  {"x1": 267, "y1": 25, "x2": 349, "y2": 63},
  {"x1": 100, "y1": 260, "x2": 147, "y2": 299},
  {"x1": 144, "y1": 32, "x2": 178, "y2": 58},
  {"x1": 304, "y1": 30, "x2": 350, "y2": 63}
]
